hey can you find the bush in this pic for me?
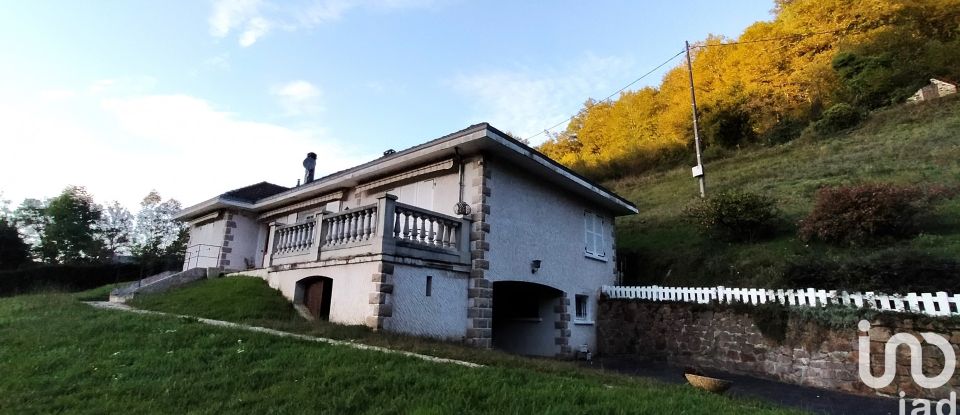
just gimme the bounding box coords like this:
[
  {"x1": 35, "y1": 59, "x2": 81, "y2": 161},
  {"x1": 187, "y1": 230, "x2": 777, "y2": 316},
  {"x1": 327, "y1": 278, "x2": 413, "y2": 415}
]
[
  {"x1": 0, "y1": 263, "x2": 142, "y2": 296},
  {"x1": 812, "y1": 103, "x2": 863, "y2": 135},
  {"x1": 761, "y1": 117, "x2": 807, "y2": 145},
  {"x1": 784, "y1": 249, "x2": 960, "y2": 293},
  {"x1": 684, "y1": 192, "x2": 780, "y2": 242},
  {"x1": 797, "y1": 184, "x2": 938, "y2": 245}
]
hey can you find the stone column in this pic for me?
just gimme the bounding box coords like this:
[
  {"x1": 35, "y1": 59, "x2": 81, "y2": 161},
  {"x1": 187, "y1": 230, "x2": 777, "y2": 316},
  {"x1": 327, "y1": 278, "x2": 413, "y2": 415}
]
[
  {"x1": 466, "y1": 157, "x2": 493, "y2": 348},
  {"x1": 554, "y1": 294, "x2": 572, "y2": 358},
  {"x1": 366, "y1": 262, "x2": 395, "y2": 331},
  {"x1": 220, "y1": 210, "x2": 238, "y2": 268},
  {"x1": 372, "y1": 194, "x2": 398, "y2": 256}
]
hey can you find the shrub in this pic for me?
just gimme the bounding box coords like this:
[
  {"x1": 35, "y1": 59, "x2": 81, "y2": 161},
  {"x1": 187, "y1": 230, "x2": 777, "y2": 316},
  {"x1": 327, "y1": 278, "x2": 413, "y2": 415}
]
[
  {"x1": 798, "y1": 183, "x2": 930, "y2": 245},
  {"x1": 762, "y1": 117, "x2": 807, "y2": 145},
  {"x1": 784, "y1": 249, "x2": 960, "y2": 293},
  {"x1": 812, "y1": 103, "x2": 862, "y2": 135},
  {"x1": 0, "y1": 263, "x2": 142, "y2": 296},
  {"x1": 684, "y1": 191, "x2": 780, "y2": 242}
]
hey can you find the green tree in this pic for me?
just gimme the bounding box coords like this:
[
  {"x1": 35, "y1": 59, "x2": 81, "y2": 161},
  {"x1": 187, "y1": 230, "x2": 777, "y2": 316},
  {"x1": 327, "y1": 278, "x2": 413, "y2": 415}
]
[
  {"x1": 133, "y1": 191, "x2": 186, "y2": 271},
  {"x1": 98, "y1": 201, "x2": 134, "y2": 258},
  {"x1": 16, "y1": 187, "x2": 105, "y2": 263},
  {"x1": 0, "y1": 217, "x2": 30, "y2": 270},
  {"x1": 43, "y1": 186, "x2": 104, "y2": 263}
]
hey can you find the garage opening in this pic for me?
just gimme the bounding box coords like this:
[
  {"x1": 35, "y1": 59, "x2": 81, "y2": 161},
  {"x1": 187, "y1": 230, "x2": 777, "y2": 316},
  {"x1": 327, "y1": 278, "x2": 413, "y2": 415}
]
[
  {"x1": 491, "y1": 281, "x2": 564, "y2": 356},
  {"x1": 295, "y1": 276, "x2": 333, "y2": 320}
]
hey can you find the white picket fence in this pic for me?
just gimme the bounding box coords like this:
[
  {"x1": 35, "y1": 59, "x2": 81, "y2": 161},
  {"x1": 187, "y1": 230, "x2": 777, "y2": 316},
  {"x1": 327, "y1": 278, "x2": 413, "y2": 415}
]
[{"x1": 601, "y1": 285, "x2": 960, "y2": 317}]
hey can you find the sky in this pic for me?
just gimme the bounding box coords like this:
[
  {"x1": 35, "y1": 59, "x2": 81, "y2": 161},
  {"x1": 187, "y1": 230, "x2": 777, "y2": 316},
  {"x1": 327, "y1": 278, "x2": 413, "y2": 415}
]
[{"x1": 0, "y1": 0, "x2": 774, "y2": 211}]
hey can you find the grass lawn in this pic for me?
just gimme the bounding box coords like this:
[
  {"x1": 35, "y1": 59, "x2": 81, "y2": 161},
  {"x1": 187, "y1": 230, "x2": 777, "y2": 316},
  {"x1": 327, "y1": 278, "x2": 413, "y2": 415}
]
[
  {"x1": 125, "y1": 277, "x2": 626, "y2": 375},
  {"x1": 608, "y1": 95, "x2": 960, "y2": 287},
  {"x1": 0, "y1": 287, "x2": 802, "y2": 414}
]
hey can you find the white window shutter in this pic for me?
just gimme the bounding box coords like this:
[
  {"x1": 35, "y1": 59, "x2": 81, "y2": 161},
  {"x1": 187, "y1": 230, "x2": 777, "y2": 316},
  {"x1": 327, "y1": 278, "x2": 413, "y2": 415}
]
[
  {"x1": 597, "y1": 217, "x2": 606, "y2": 256},
  {"x1": 584, "y1": 212, "x2": 591, "y2": 253}
]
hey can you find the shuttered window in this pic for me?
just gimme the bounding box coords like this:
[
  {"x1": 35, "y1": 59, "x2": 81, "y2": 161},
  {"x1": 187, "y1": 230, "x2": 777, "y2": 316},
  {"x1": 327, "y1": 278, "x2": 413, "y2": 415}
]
[{"x1": 584, "y1": 211, "x2": 606, "y2": 259}]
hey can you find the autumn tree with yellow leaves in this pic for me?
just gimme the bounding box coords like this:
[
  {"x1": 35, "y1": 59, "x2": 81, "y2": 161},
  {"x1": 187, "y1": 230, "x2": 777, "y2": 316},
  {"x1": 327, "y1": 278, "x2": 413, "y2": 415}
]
[{"x1": 539, "y1": 0, "x2": 960, "y2": 180}]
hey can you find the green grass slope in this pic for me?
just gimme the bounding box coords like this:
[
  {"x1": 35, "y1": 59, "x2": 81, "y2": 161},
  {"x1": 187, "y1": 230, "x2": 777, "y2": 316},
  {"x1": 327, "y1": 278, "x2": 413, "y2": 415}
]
[
  {"x1": 610, "y1": 96, "x2": 960, "y2": 288},
  {"x1": 130, "y1": 276, "x2": 301, "y2": 322},
  {"x1": 0, "y1": 293, "x2": 801, "y2": 414},
  {"x1": 126, "y1": 277, "x2": 614, "y2": 373}
]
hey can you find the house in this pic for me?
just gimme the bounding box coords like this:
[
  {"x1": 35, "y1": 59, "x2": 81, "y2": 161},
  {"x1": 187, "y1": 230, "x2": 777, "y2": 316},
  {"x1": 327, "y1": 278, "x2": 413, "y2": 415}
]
[
  {"x1": 174, "y1": 123, "x2": 638, "y2": 357},
  {"x1": 907, "y1": 78, "x2": 957, "y2": 103}
]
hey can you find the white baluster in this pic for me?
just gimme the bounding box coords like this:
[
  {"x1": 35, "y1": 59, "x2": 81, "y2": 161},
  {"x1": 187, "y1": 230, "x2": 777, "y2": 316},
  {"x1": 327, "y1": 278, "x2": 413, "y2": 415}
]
[{"x1": 393, "y1": 210, "x2": 401, "y2": 238}]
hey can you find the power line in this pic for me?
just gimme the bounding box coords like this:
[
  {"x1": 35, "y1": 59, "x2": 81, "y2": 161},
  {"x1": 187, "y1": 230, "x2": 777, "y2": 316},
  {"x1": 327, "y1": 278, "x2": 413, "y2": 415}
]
[
  {"x1": 528, "y1": 25, "x2": 879, "y2": 142},
  {"x1": 525, "y1": 49, "x2": 686, "y2": 142},
  {"x1": 691, "y1": 26, "x2": 875, "y2": 48}
]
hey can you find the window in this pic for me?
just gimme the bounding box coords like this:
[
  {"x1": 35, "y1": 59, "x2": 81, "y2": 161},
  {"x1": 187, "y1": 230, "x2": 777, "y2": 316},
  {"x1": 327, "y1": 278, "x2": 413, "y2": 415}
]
[
  {"x1": 575, "y1": 295, "x2": 589, "y2": 321},
  {"x1": 584, "y1": 211, "x2": 606, "y2": 259},
  {"x1": 425, "y1": 275, "x2": 433, "y2": 297}
]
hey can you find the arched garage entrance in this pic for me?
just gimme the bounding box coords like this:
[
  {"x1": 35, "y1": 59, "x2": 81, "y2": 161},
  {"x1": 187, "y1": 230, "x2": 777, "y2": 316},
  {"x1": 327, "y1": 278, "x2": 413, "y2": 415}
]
[
  {"x1": 294, "y1": 276, "x2": 332, "y2": 320},
  {"x1": 491, "y1": 281, "x2": 565, "y2": 356}
]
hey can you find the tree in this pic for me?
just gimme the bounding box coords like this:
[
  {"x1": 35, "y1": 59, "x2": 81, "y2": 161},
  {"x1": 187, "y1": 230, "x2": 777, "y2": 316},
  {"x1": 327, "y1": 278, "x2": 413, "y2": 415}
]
[
  {"x1": 535, "y1": 0, "x2": 960, "y2": 180},
  {"x1": 133, "y1": 191, "x2": 186, "y2": 271},
  {"x1": 0, "y1": 217, "x2": 30, "y2": 270},
  {"x1": 41, "y1": 186, "x2": 104, "y2": 263},
  {"x1": 13, "y1": 198, "x2": 47, "y2": 252},
  {"x1": 98, "y1": 201, "x2": 134, "y2": 258},
  {"x1": 702, "y1": 104, "x2": 755, "y2": 148}
]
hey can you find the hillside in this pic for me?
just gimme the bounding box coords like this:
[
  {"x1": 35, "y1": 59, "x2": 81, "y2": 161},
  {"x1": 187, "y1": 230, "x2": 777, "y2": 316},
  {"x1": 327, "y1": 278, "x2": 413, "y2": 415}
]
[{"x1": 609, "y1": 95, "x2": 960, "y2": 289}]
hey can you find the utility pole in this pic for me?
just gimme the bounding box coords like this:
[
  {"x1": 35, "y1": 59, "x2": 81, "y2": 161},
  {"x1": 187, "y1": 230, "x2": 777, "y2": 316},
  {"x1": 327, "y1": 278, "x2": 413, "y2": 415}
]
[{"x1": 685, "y1": 40, "x2": 706, "y2": 198}]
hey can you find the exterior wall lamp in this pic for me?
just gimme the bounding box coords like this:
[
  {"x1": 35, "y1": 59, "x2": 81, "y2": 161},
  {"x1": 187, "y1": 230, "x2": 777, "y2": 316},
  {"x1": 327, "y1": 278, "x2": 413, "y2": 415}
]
[{"x1": 531, "y1": 260, "x2": 542, "y2": 274}]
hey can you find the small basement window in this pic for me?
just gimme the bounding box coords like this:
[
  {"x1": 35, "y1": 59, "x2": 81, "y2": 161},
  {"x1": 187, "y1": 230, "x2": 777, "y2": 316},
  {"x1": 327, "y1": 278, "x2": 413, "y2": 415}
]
[{"x1": 575, "y1": 295, "x2": 590, "y2": 321}]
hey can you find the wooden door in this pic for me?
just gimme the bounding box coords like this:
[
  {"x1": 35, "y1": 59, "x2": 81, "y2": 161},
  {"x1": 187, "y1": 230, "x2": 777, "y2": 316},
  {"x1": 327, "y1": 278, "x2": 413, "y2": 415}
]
[{"x1": 304, "y1": 279, "x2": 331, "y2": 320}]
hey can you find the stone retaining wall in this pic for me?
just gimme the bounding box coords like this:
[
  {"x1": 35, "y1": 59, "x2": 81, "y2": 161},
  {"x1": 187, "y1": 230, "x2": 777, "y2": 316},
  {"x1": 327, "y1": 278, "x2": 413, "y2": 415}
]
[{"x1": 597, "y1": 299, "x2": 960, "y2": 400}]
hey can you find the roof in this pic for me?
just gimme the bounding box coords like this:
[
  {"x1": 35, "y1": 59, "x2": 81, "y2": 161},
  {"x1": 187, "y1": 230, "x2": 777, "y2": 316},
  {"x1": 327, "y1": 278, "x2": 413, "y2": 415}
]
[
  {"x1": 220, "y1": 182, "x2": 289, "y2": 203},
  {"x1": 176, "y1": 123, "x2": 638, "y2": 220}
]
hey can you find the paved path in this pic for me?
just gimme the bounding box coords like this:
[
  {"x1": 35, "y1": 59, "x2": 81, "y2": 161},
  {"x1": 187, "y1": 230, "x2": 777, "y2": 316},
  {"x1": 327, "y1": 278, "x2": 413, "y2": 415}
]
[
  {"x1": 84, "y1": 301, "x2": 483, "y2": 368},
  {"x1": 590, "y1": 357, "x2": 898, "y2": 415}
]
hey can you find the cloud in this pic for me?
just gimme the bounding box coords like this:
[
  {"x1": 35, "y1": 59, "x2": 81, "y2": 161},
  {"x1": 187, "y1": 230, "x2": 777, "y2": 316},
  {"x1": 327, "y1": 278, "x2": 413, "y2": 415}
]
[
  {"x1": 0, "y1": 91, "x2": 369, "y2": 211},
  {"x1": 208, "y1": 0, "x2": 444, "y2": 47},
  {"x1": 36, "y1": 89, "x2": 76, "y2": 102},
  {"x1": 239, "y1": 16, "x2": 271, "y2": 47},
  {"x1": 447, "y1": 55, "x2": 636, "y2": 145},
  {"x1": 88, "y1": 76, "x2": 158, "y2": 95},
  {"x1": 209, "y1": 0, "x2": 262, "y2": 38},
  {"x1": 271, "y1": 80, "x2": 323, "y2": 115}
]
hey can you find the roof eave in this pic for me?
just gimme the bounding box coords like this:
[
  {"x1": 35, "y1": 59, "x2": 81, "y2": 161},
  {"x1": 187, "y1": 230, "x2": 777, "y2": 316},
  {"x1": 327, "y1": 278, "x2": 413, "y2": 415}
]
[
  {"x1": 480, "y1": 127, "x2": 638, "y2": 216},
  {"x1": 174, "y1": 196, "x2": 255, "y2": 221}
]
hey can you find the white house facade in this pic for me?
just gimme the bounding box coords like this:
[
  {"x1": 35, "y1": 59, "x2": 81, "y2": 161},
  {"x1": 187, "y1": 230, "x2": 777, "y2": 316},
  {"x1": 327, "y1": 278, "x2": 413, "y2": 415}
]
[{"x1": 174, "y1": 123, "x2": 637, "y2": 357}]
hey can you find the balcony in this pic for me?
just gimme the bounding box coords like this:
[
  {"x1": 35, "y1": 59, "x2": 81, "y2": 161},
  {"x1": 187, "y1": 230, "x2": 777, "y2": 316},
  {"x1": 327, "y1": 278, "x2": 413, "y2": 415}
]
[{"x1": 267, "y1": 194, "x2": 471, "y2": 267}]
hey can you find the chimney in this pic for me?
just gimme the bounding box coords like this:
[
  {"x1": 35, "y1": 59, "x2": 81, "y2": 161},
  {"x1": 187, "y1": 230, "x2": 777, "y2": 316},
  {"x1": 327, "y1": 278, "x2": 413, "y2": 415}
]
[{"x1": 302, "y1": 152, "x2": 317, "y2": 184}]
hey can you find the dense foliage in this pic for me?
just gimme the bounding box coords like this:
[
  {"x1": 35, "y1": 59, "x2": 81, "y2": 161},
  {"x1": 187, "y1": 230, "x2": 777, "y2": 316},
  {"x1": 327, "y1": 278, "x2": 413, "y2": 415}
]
[
  {"x1": 9, "y1": 187, "x2": 186, "y2": 269},
  {"x1": 0, "y1": 218, "x2": 29, "y2": 270},
  {"x1": 684, "y1": 191, "x2": 780, "y2": 242},
  {"x1": 539, "y1": 0, "x2": 960, "y2": 180},
  {"x1": 797, "y1": 184, "x2": 948, "y2": 245},
  {"x1": 611, "y1": 97, "x2": 960, "y2": 288},
  {"x1": 784, "y1": 250, "x2": 960, "y2": 293},
  {"x1": 0, "y1": 263, "x2": 140, "y2": 296}
]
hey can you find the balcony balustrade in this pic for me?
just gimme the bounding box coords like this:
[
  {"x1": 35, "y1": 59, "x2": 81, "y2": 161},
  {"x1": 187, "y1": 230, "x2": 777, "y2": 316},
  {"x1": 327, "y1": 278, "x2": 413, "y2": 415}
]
[{"x1": 268, "y1": 194, "x2": 470, "y2": 266}]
